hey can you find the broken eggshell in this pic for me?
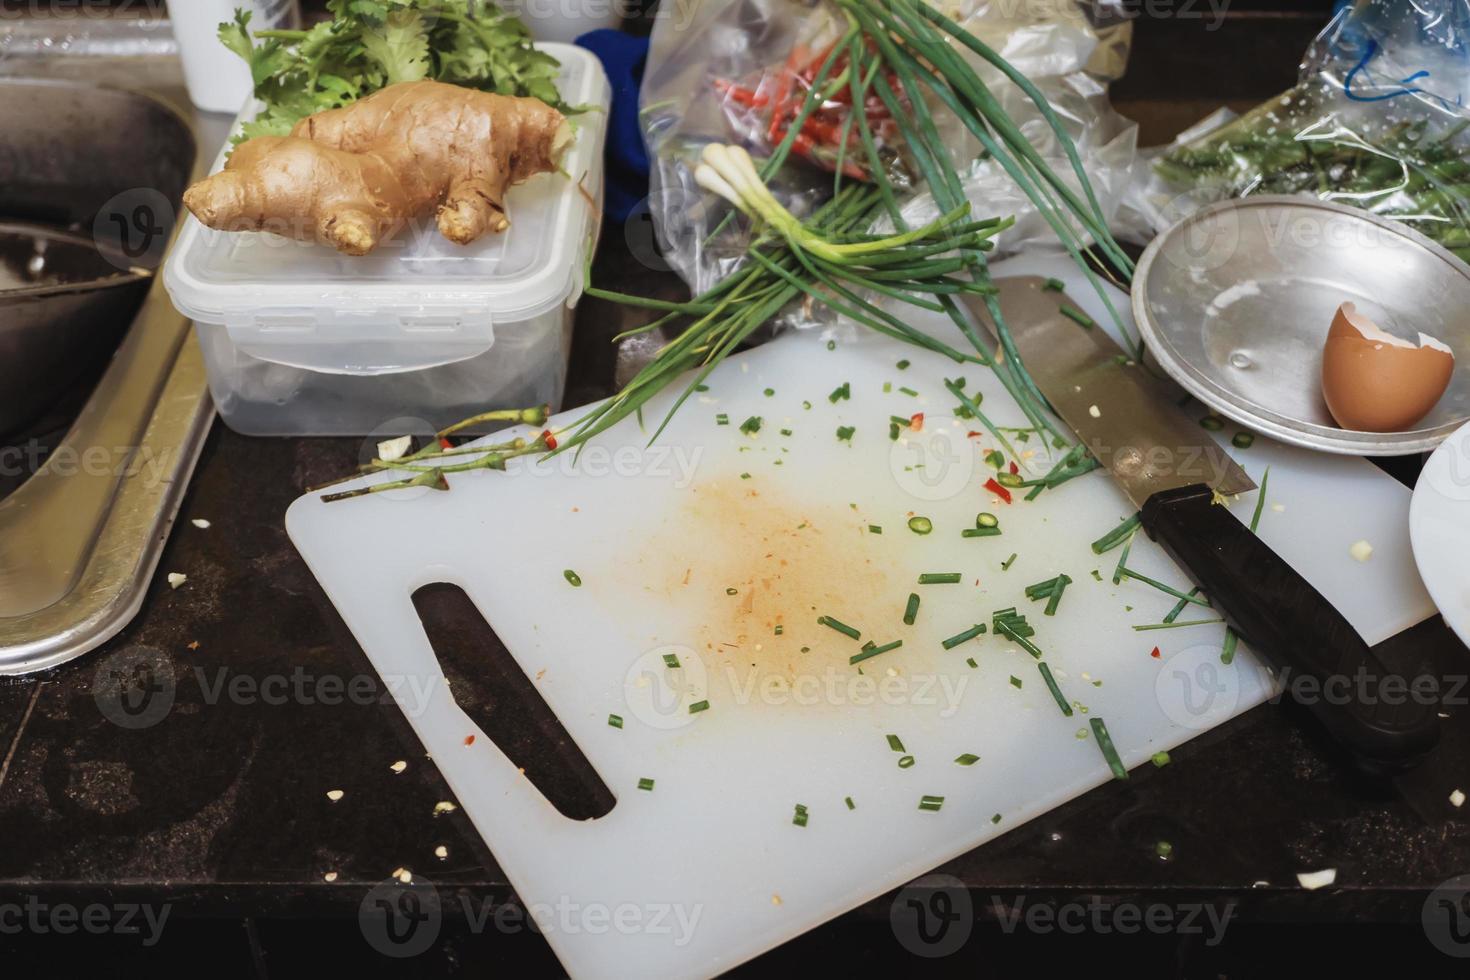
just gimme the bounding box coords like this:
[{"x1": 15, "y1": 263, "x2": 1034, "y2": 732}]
[{"x1": 1321, "y1": 303, "x2": 1455, "y2": 432}]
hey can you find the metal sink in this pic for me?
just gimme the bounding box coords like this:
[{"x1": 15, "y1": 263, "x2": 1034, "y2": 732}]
[{"x1": 0, "y1": 18, "x2": 232, "y2": 674}]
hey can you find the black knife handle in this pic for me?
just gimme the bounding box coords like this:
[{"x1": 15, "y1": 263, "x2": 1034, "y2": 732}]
[{"x1": 1140, "y1": 484, "x2": 1440, "y2": 771}]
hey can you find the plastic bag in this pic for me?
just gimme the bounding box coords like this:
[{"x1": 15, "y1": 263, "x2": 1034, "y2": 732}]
[
  {"x1": 1136, "y1": 0, "x2": 1470, "y2": 261},
  {"x1": 639, "y1": 0, "x2": 1139, "y2": 297}
]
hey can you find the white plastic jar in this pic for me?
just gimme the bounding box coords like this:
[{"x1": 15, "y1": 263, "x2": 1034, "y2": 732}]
[{"x1": 170, "y1": 0, "x2": 301, "y2": 114}]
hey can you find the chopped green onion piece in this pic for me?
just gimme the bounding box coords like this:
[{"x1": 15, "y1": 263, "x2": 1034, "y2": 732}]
[
  {"x1": 886, "y1": 734, "x2": 906, "y2": 753},
  {"x1": 1155, "y1": 840, "x2": 1174, "y2": 859},
  {"x1": 1060, "y1": 304, "x2": 1094, "y2": 329},
  {"x1": 883, "y1": 382, "x2": 892, "y2": 393},
  {"x1": 715, "y1": 414, "x2": 729, "y2": 426},
  {"x1": 903, "y1": 593, "x2": 921, "y2": 626},
  {"x1": 689, "y1": 700, "x2": 710, "y2": 714},
  {"x1": 997, "y1": 620, "x2": 1044, "y2": 659},
  {"x1": 868, "y1": 524, "x2": 883, "y2": 534},
  {"x1": 607, "y1": 714, "x2": 623, "y2": 729},
  {"x1": 899, "y1": 386, "x2": 919, "y2": 397},
  {"x1": 996, "y1": 471, "x2": 1024, "y2": 488},
  {"x1": 792, "y1": 805, "x2": 808, "y2": 828},
  {"x1": 637, "y1": 777, "x2": 655, "y2": 791},
  {"x1": 918, "y1": 573, "x2": 962, "y2": 585},
  {"x1": 1249, "y1": 467, "x2": 1271, "y2": 534},
  {"x1": 774, "y1": 625, "x2": 784, "y2": 635},
  {"x1": 817, "y1": 615, "x2": 861, "y2": 640},
  {"x1": 1042, "y1": 277, "x2": 1066, "y2": 292},
  {"x1": 908, "y1": 516, "x2": 934, "y2": 535},
  {"x1": 897, "y1": 755, "x2": 915, "y2": 769},
  {"x1": 802, "y1": 400, "x2": 812, "y2": 410},
  {"x1": 1091, "y1": 514, "x2": 1141, "y2": 555},
  {"x1": 763, "y1": 388, "x2": 775, "y2": 397},
  {"x1": 836, "y1": 426, "x2": 856, "y2": 442},
  {"x1": 1118, "y1": 567, "x2": 1210, "y2": 606},
  {"x1": 1200, "y1": 416, "x2": 1224, "y2": 431},
  {"x1": 976, "y1": 512, "x2": 999, "y2": 529},
  {"x1": 1232, "y1": 431, "x2": 1255, "y2": 449},
  {"x1": 955, "y1": 753, "x2": 980, "y2": 766},
  {"x1": 828, "y1": 382, "x2": 851, "y2": 403},
  {"x1": 896, "y1": 359, "x2": 910, "y2": 370},
  {"x1": 1112, "y1": 533, "x2": 1135, "y2": 585},
  {"x1": 889, "y1": 415, "x2": 913, "y2": 427},
  {"x1": 826, "y1": 340, "x2": 835, "y2": 351},
  {"x1": 693, "y1": 384, "x2": 710, "y2": 393},
  {"x1": 1221, "y1": 628, "x2": 1240, "y2": 665},
  {"x1": 1151, "y1": 751, "x2": 1171, "y2": 768},
  {"x1": 850, "y1": 639, "x2": 902, "y2": 665},
  {"x1": 889, "y1": 422, "x2": 901, "y2": 440},
  {"x1": 984, "y1": 450, "x2": 1005, "y2": 469},
  {"x1": 563, "y1": 569, "x2": 582, "y2": 587},
  {"x1": 1132, "y1": 619, "x2": 1226, "y2": 632},
  {"x1": 941, "y1": 624, "x2": 987, "y2": 650},
  {"x1": 1090, "y1": 718, "x2": 1128, "y2": 780},
  {"x1": 780, "y1": 428, "x2": 793, "y2": 437},
  {"x1": 966, "y1": 657, "x2": 978, "y2": 668},
  {"x1": 1002, "y1": 553, "x2": 1018, "y2": 570},
  {"x1": 962, "y1": 527, "x2": 1003, "y2": 538},
  {"x1": 845, "y1": 796, "x2": 856, "y2": 810},
  {"x1": 1038, "y1": 663, "x2": 1074, "y2": 717},
  {"x1": 918, "y1": 795, "x2": 945, "y2": 812},
  {"x1": 662, "y1": 653, "x2": 681, "y2": 669},
  {"x1": 726, "y1": 587, "x2": 739, "y2": 595},
  {"x1": 740, "y1": 416, "x2": 762, "y2": 435},
  {"x1": 991, "y1": 814, "x2": 1003, "y2": 825},
  {"x1": 1009, "y1": 675, "x2": 1023, "y2": 689}
]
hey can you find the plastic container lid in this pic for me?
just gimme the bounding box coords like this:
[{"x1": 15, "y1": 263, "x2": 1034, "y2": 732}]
[{"x1": 164, "y1": 43, "x2": 610, "y2": 375}]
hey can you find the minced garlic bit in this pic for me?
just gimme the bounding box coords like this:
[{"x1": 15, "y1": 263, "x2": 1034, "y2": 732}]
[
  {"x1": 166, "y1": 572, "x2": 187, "y2": 589},
  {"x1": 390, "y1": 760, "x2": 407, "y2": 774},
  {"x1": 1296, "y1": 868, "x2": 1337, "y2": 891},
  {"x1": 323, "y1": 871, "x2": 338, "y2": 882},
  {"x1": 393, "y1": 867, "x2": 412, "y2": 884},
  {"x1": 1349, "y1": 540, "x2": 1374, "y2": 563},
  {"x1": 433, "y1": 801, "x2": 457, "y2": 815},
  {"x1": 1088, "y1": 405, "x2": 1101, "y2": 418},
  {"x1": 191, "y1": 518, "x2": 211, "y2": 529},
  {"x1": 770, "y1": 894, "x2": 782, "y2": 906},
  {"x1": 326, "y1": 789, "x2": 345, "y2": 802},
  {"x1": 1451, "y1": 789, "x2": 1466, "y2": 809},
  {"x1": 434, "y1": 845, "x2": 448, "y2": 860},
  {"x1": 377, "y1": 435, "x2": 412, "y2": 462}
]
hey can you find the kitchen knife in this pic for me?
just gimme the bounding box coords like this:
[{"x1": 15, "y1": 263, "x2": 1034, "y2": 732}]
[{"x1": 963, "y1": 277, "x2": 1440, "y2": 773}]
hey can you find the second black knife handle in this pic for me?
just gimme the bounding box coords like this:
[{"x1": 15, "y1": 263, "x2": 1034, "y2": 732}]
[{"x1": 1141, "y1": 484, "x2": 1439, "y2": 771}]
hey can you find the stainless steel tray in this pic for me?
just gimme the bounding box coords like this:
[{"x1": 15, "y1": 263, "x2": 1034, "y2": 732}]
[{"x1": 1133, "y1": 195, "x2": 1470, "y2": 456}]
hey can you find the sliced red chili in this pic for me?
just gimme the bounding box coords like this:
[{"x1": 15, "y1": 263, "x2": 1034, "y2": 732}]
[
  {"x1": 985, "y1": 478, "x2": 1013, "y2": 504},
  {"x1": 542, "y1": 431, "x2": 558, "y2": 451},
  {"x1": 910, "y1": 413, "x2": 925, "y2": 432},
  {"x1": 1150, "y1": 646, "x2": 1162, "y2": 659}
]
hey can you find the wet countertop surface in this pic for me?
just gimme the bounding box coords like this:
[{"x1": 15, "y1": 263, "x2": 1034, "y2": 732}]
[{"x1": 3, "y1": 4, "x2": 1470, "y2": 973}]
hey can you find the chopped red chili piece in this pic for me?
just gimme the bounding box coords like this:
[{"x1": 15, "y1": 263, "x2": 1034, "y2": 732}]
[
  {"x1": 910, "y1": 413, "x2": 925, "y2": 432},
  {"x1": 543, "y1": 431, "x2": 558, "y2": 451},
  {"x1": 464, "y1": 735, "x2": 476, "y2": 746},
  {"x1": 985, "y1": 478, "x2": 1012, "y2": 504},
  {"x1": 1150, "y1": 646, "x2": 1162, "y2": 659},
  {"x1": 1009, "y1": 460, "x2": 1020, "y2": 475}
]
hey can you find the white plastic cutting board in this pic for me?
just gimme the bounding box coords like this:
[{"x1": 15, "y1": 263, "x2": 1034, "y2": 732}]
[{"x1": 287, "y1": 253, "x2": 1435, "y2": 978}]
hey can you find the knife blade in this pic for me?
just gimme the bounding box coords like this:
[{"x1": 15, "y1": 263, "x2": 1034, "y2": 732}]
[{"x1": 963, "y1": 277, "x2": 1440, "y2": 773}]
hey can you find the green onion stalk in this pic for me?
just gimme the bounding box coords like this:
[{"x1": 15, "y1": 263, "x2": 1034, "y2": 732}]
[{"x1": 323, "y1": 0, "x2": 1139, "y2": 499}]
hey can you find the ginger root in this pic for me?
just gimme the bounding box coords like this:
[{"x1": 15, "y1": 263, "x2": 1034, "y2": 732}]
[{"x1": 184, "y1": 81, "x2": 572, "y2": 256}]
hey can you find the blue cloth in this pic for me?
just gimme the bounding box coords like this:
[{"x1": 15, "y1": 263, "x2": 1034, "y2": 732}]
[{"x1": 576, "y1": 29, "x2": 651, "y2": 223}]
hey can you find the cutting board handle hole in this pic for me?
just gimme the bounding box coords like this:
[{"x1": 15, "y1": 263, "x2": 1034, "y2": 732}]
[{"x1": 412, "y1": 583, "x2": 616, "y2": 821}]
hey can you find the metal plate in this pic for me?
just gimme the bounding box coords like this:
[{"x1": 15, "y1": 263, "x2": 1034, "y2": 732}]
[{"x1": 1134, "y1": 196, "x2": 1470, "y2": 456}]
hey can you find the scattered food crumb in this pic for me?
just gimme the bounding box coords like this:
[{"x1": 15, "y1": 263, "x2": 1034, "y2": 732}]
[
  {"x1": 1297, "y1": 868, "x2": 1337, "y2": 891},
  {"x1": 1272, "y1": 503, "x2": 1286, "y2": 513},
  {"x1": 187, "y1": 641, "x2": 199, "y2": 651},
  {"x1": 464, "y1": 735, "x2": 476, "y2": 747},
  {"x1": 433, "y1": 801, "x2": 457, "y2": 815},
  {"x1": 326, "y1": 790, "x2": 344, "y2": 802},
  {"x1": 771, "y1": 894, "x2": 782, "y2": 906},
  {"x1": 434, "y1": 845, "x2": 448, "y2": 860},
  {"x1": 390, "y1": 761, "x2": 407, "y2": 774},
  {"x1": 393, "y1": 867, "x2": 412, "y2": 884},
  {"x1": 191, "y1": 518, "x2": 211, "y2": 529},
  {"x1": 1088, "y1": 405, "x2": 1101, "y2": 418},
  {"x1": 323, "y1": 872, "x2": 338, "y2": 882},
  {"x1": 166, "y1": 572, "x2": 187, "y2": 589},
  {"x1": 1349, "y1": 540, "x2": 1374, "y2": 562},
  {"x1": 1451, "y1": 789, "x2": 1465, "y2": 808}
]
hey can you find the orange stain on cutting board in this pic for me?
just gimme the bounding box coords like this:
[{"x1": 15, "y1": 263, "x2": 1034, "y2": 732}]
[{"x1": 632, "y1": 476, "x2": 926, "y2": 694}]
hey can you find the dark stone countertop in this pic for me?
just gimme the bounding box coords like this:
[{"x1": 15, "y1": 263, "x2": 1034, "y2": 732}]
[{"x1": 4, "y1": 5, "x2": 1470, "y2": 975}]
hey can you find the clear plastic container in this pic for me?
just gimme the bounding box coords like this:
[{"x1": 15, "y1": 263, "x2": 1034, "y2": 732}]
[{"x1": 164, "y1": 43, "x2": 610, "y2": 436}]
